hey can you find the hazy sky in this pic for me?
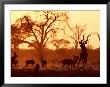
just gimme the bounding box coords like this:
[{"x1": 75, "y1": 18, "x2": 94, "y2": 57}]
[{"x1": 11, "y1": 11, "x2": 100, "y2": 49}]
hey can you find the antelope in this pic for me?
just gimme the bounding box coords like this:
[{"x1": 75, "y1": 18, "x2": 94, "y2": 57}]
[
  {"x1": 62, "y1": 59, "x2": 72, "y2": 70},
  {"x1": 11, "y1": 52, "x2": 18, "y2": 68},
  {"x1": 40, "y1": 57, "x2": 47, "y2": 70},
  {"x1": 62, "y1": 56, "x2": 79, "y2": 70},
  {"x1": 77, "y1": 34, "x2": 90, "y2": 69},
  {"x1": 24, "y1": 59, "x2": 35, "y2": 69},
  {"x1": 77, "y1": 33, "x2": 100, "y2": 70},
  {"x1": 12, "y1": 60, "x2": 18, "y2": 67},
  {"x1": 71, "y1": 56, "x2": 79, "y2": 69}
]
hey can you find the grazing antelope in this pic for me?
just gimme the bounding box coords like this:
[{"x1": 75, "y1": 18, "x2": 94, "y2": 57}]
[
  {"x1": 11, "y1": 52, "x2": 18, "y2": 68},
  {"x1": 40, "y1": 57, "x2": 47, "y2": 70},
  {"x1": 62, "y1": 59, "x2": 72, "y2": 70},
  {"x1": 62, "y1": 56, "x2": 79, "y2": 70},
  {"x1": 25, "y1": 59, "x2": 35, "y2": 69}
]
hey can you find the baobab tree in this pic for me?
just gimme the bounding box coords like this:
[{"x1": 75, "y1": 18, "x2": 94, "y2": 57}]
[{"x1": 11, "y1": 11, "x2": 68, "y2": 58}]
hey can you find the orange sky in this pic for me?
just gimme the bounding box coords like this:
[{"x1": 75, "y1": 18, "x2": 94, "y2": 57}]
[{"x1": 11, "y1": 11, "x2": 100, "y2": 49}]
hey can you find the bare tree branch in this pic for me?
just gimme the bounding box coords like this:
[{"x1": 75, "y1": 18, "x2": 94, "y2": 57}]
[
  {"x1": 31, "y1": 28, "x2": 40, "y2": 45},
  {"x1": 43, "y1": 34, "x2": 52, "y2": 47},
  {"x1": 45, "y1": 18, "x2": 56, "y2": 33}
]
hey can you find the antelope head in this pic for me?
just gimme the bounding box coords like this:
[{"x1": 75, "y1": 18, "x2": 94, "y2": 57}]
[{"x1": 79, "y1": 34, "x2": 91, "y2": 47}]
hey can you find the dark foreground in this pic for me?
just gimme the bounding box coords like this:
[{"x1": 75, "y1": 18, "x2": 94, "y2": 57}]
[{"x1": 11, "y1": 69, "x2": 100, "y2": 77}]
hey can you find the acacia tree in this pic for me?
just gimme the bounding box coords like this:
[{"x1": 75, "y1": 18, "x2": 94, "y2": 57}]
[
  {"x1": 11, "y1": 11, "x2": 68, "y2": 58},
  {"x1": 50, "y1": 39, "x2": 70, "y2": 50}
]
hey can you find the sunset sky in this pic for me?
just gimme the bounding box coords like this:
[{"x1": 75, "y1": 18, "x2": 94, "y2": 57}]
[{"x1": 11, "y1": 11, "x2": 100, "y2": 49}]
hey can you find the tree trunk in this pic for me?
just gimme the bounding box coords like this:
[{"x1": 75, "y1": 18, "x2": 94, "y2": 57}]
[
  {"x1": 75, "y1": 41, "x2": 78, "y2": 50},
  {"x1": 38, "y1": 44, "x2": 44, "y2": 58}
]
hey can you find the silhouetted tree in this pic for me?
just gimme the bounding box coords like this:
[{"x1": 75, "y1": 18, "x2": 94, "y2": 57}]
[
  {"x1": 11, "y1": 11, "x2": 68, "y2": 58},
  {"x1": 50, "y1": 39, "x2": 70, "y2": 50},
  {"x1": 67, "y1": 23, "x2": 87, "y2": 49}
]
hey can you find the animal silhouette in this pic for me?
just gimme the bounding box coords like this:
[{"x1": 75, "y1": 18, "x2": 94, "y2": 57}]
[
  {"x1": 62, "y1": 56, "x2": 79, "y2": 70},
  {"x1": 40, "y1": 57, "x2": 47, "y2": 70},
  {"x1": 77, "y1": 34, "x2": 89, "y2": 69},
  {"x1": 12, "y1": 60, "x2": 18, "y2": 67},
  {"x1": 25, "y1": 59, "x2": 35, "y2": 68},
  {"x1": 34, "y1": 64, "x2": 40, "y2": 76},
  {"x1": 62, "y1": 59, "x2": 72, "y2": 70},
  {"x1": 11, "y1": 52, "x2": 18, "y2": 68},
  {"x1": 71, "y1": 56, "x2": 79, "y2": 69}
]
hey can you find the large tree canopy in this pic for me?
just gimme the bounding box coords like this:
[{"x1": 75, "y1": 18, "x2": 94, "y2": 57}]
[{"x1": 11, "y1": 11, "x2": 68, "y2": 58}]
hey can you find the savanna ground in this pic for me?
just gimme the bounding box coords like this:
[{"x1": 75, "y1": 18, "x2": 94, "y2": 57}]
[{"x1": 11, "y1": 48, "x2": 100, "y2": 77}]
